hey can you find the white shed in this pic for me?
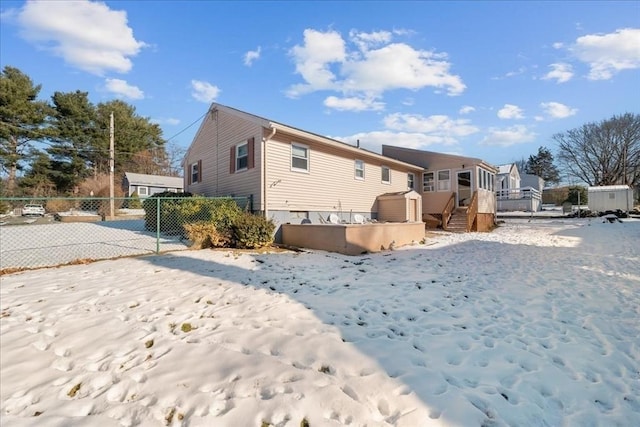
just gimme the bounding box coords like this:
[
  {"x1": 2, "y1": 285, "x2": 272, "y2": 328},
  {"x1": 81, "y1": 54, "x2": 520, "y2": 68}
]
[{"x1": 587, "y1": 185, "x2": 634, "y2": 212}]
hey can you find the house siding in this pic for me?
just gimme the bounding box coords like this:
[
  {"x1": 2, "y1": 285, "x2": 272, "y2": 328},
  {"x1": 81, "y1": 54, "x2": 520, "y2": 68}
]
[
  {"x1": 265, "y1": 133, "x2": 419, "y2": 216},
  {"x1": 184, "y1": 108, "x2": 263, "y2": 209},
  {"x1": 382, "y1": 145, "x2": 497, "y2": 215}
]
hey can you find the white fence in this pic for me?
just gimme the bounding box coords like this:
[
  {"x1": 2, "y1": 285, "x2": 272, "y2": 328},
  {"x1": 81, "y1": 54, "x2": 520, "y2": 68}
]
[{"x1": 496, "y1": 187, "x2": 542, "y2": 212}]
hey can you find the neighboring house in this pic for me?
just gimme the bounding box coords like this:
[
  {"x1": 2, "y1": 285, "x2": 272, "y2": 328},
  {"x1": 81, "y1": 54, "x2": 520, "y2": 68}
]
[
  {"x1": 382, "y1": 146, "x2": 498, "y2": 232},
  {"x1": 496, "y1": 163, "x2": 521, "y2": 190},
  {"x1": 521, "y1": 173, "x2": 545, "y2": 192},
  {"x1": 123, "y1": 172, "x2": 183, "y2": 197},
  {"x1": 496, "y1": 166, "x2": 543, "y2": 212},
  {"x1": 588, "y1": 185, "x2": 634, "y2": 213},
  {"x1": 183, "y1": 103, "x2": 424, "y2": 239}
]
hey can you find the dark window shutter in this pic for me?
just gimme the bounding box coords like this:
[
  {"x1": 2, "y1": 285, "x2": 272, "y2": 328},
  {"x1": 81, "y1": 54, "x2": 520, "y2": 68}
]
[
  {"x1": 230, "y1": 147, "x2": 236, "y2": 173},
  {"x1": 248, "y1": 137, "x2": 255, "y2": 169},
  {"x1": 188, "y1": 163, "x2": 192, "y2": 185},
  {"x1": 197, "y1": 160, "x2": 202, "y2": 182}
]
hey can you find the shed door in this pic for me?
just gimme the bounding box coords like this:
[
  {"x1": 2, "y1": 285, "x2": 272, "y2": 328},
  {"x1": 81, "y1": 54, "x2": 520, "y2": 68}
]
[
  {"x1": 457, "y1": 171, "x2": 472, "y2": 207},
  {"x1": 409, "y1": 199, "x2": 417, "y2": 222}
]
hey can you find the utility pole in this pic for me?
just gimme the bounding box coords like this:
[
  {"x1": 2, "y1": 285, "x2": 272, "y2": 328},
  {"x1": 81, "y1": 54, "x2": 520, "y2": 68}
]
[{"x1": 109, "y1": 112, "x2": 115, "y2": 219}]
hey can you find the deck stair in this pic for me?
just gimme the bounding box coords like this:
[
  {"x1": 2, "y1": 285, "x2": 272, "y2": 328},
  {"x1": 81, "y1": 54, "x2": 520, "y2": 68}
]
[{"x1": 446, "y1": 208, "x2": 469, "y2": 233}]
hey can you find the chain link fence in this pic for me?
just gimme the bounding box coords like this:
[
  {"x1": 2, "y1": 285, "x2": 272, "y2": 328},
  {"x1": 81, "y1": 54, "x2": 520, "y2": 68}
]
[{"x1": 0, "y1": 195, "x2": 252, "y2": 273}]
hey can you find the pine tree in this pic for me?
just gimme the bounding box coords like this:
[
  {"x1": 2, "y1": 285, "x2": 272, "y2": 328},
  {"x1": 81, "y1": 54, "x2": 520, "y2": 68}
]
[{"x1": 525, "y1": 146, "x2": 560, "y2": 185}]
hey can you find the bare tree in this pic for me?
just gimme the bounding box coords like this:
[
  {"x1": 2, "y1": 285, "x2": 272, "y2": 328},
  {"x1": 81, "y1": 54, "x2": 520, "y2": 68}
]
[{"x1": 554, "y1": 113, "x2": 640, "y2": 187}]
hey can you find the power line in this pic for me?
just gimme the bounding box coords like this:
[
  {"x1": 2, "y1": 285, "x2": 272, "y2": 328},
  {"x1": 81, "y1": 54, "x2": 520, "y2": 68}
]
[{"x1": 165, "y1": 111, "x2": 208, "y2": 143}]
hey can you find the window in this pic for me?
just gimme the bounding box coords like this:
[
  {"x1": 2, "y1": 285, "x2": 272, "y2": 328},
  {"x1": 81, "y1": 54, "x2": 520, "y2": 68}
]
[
  {"x1": 236, "y1": 142, "x2": 248, "y2": 171},
  {"x1": 437, "y1": 170, "x2": 450, "y2": 191},
  {"x1": 137, "y1": 186, "x2": 148, "y2": 196},
  {"x1": 423, "y1": 172, "x2": 435, "y2": 192},
  {"x1": 407, "y1": 173, "x2": 415, "y2": 190},
  {"x1": 190, "y1": 161, "x2": 201, "y2": 184},
  {"x1": 291, "y1": 143, "x2": 309, "y2": 171},
  {"x1": 478, "y1": 168, "x2": 496, "y2": 191},
  {"x1": 609, "y1": 193, "x2": 615, "y2": 200},
  {"x1": 355, "y1": 160, "x2": 365, "y2": 180},
  {"x1": 381, "y1": 166, "x2": 390, "y2": 183},
  {"x1": 230, "y1": 138, "x2": 254, "y2": 173}
]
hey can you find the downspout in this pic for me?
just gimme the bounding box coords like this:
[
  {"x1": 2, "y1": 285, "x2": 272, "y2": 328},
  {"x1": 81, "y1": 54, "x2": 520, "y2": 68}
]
[{"x1": 262, "y1": 126, "x2": 277, "y2": 218}]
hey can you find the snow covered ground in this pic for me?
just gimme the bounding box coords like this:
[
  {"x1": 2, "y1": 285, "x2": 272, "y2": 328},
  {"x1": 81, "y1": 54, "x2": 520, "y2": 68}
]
[{"x1": 1, "y1": 218, "x2": 639, "y2": 427}]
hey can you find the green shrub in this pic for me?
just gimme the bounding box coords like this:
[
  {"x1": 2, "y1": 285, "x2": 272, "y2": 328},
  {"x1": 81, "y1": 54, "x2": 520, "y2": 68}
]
[
  {"x1": 183, "y1": 221, "x2": 231, "y2": 248},
  {"x1": 143, "y1": 192, "x2": 193, "y2": 232},
  {"x1": 231, "y1": 212, "x2": 275, "y2": 249},
  {"x1": 128, "y1": 191, "x2": 143, "y2": 209}
]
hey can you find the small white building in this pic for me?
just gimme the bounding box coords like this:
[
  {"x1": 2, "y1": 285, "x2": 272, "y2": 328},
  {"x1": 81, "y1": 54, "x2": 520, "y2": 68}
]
[{"x1": 587, "y1": 185, "x2": 634, "y2": 212}]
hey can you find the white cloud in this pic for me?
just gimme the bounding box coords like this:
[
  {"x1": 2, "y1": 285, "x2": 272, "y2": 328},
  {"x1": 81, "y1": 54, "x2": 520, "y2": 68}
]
[
  {"x1": 191, "y1": 80, "x2": 220, "y2": 103},
  {"x1": 497, "y1": 104, "x2": 524, "y2": 120},
  {"x1": 14, "y1": 0, "x2": 146, "y2": 75},
  {"x1": 492, "y1": 67, "x2": 526, "y2": 80},
  {"x1": 459, "y1": 105, "x2": 475, "y2": 115},
  {"x1": 323, "y1": 96, "x2": 384, "y2": 111},
  {"x1": 330, "y1": 112, "x2": 479, "y2": 154},
  {"x1": 287, "y1": 28, "x2": 465, "y2": 104},
  {"x1": 104, "y1": 78, "x2": 144, "y2": 99},
  {"x1": 383, "y1": 113, "x2": 478, "y2": 138},
  {"x1": 349, "y1": 30, "x2": 393, "y2": 52},
  {"x1": 541, "y1": 63, "x2": 574, "y2": 83},
  {"x1": 287, "y1": 29, "x2": 346, "y2": 97},
  {"x1": 570, "y1": 28, "x2": 640, "y2": 80},
  {"x1": 481, "y1": 125, "x2": 536, "y2": 147},
  {"x1": 342, "y1": 43, "x2": 466, "y2": 95},
  {"x1": 540, "y1": 102, "x2": 577, "y2": 119},
  {"x1": 333, "y1": 131, "x2": 446, "y2": 153},
  {"x1": 244, "y1": 46, "x2": 261, "y2": 66},
  {"x1": 151, "y1": 117, "x2": 181, "y2": 126}
]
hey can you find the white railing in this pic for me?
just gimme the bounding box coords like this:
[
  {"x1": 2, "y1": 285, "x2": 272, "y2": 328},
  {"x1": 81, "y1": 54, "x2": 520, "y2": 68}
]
[
  {"x1": 496, "y1": 187, "x2": 542, "y2": 212},
  {"x1": 496, "y1": 187, "x2": 541, "y2": 200}
]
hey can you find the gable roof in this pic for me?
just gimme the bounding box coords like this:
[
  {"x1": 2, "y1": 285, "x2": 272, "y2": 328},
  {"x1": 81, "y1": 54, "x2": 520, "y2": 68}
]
[
  {"x1": 124, "y1": 172, "x2": 183, "y2": 188},
  {"x1": 497, "y1": 164, "x2": 517, "y2": 174},
  {"x1": 188, "y1": 103, "x2": 423, "y2": 171},
  {"x1": 382, "y1": 145, "x2": 497, "y2": 172}
]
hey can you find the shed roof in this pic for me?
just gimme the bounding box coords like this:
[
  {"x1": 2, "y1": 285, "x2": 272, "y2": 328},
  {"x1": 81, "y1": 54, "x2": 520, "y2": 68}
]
[
  {"x1": 588, "y1": 185, "x2": 632, "y2": 192},
  {"x1": 124, "y1": 172, "x2": 183, "y2": 188}
]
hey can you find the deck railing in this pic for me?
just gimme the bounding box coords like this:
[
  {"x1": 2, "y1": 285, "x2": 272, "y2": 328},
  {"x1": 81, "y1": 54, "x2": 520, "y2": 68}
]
[
  {"x1": 496, "y1": 187, "x2": 541, "y2": 200},
  {"x1": 466, "y1": 191, "x2": 478, "y2": 232},
  {"x1": 441, "y1": 192, "x2": 456, "y2": 231}
]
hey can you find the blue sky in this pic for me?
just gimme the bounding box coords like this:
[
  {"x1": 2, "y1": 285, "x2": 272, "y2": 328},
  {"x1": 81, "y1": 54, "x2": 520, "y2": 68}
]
[{"x1": 1, "y1": 0, "x2": 639, "y2": 169}]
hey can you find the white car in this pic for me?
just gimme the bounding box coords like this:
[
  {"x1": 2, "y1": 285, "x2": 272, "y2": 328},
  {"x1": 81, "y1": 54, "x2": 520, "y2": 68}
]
[{"x1": 22, "y1": 204, "x2": 46, "y2": 217}]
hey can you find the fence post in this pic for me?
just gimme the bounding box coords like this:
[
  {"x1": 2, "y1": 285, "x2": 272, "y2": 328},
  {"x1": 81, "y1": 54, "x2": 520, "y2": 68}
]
[{"x1": 156, "y1": 198, "x2": 161, "y2": 254}]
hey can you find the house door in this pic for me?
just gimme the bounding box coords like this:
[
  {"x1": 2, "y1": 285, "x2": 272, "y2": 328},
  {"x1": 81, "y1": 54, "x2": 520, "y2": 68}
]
[{"x1": 457, "y1": 170, "x2": 472, "y2": 207}]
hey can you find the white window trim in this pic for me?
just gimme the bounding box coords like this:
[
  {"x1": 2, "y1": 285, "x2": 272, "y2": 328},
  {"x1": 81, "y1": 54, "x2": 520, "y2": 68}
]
[
  {"x1": 437, "y1": 169, "x2": 451, "y2": 192},
  {"x1": 381, "y1": 165, "x2": 391, "y2": 184},
  {"x1": 137, "y1": 186, "x2": 148, "y2": 196},
  {"x1": 190, "y1": 163, "x2": 199, "y2": 184},
  {"x1": 236, "y1": 141, "x2": 248, "y2": 172},
  {"x1": 355, "y1": 160, "x2": 365, "y2": 180},
  {"x1": 291, "y1": 142, "x2": 309, "y2": 173},
  {"x1": 407, "y1": 172, "x2": 415, "y2": 190},
  {"x1": 423, "y1": 172, "x2": 435, "y2": 192}
]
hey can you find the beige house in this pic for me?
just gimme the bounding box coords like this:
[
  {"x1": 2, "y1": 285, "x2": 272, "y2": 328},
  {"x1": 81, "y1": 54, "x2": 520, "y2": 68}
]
[
  {"x1": 183, "y1": 104, "x2": 424, "y2": 240},
  {"x1": 382, "y1": 145, "x2": 498, "y2": 231}
]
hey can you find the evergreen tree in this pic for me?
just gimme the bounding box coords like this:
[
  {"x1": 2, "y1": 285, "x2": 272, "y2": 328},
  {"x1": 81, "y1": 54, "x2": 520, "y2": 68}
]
[
  {"x1": 94, "y1": 101, "x2": 166, "y2": 177},
  {"x1": 0, "y1": 66, "x2": 51, "y2": 195},
  {"x1": 525, "y1": 146, "x2": 561, "y2": 185},
  {"x1": 47, "y1": 90, "x2": 98, "y2": 193}
]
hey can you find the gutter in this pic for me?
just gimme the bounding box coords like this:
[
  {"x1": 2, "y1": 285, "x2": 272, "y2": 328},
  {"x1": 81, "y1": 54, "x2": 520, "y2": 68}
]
[{"x1": 262, "y1": 126, "x2": 277, "y2": 218}]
